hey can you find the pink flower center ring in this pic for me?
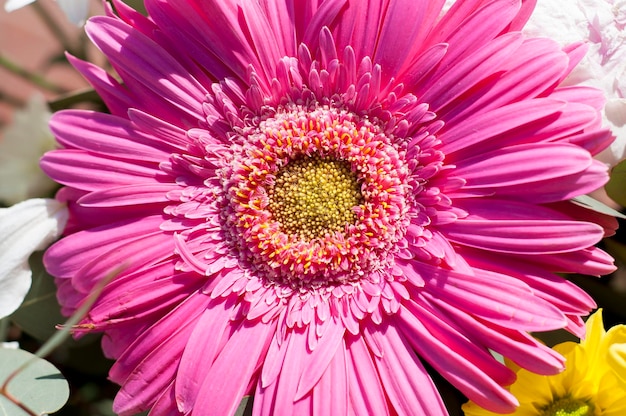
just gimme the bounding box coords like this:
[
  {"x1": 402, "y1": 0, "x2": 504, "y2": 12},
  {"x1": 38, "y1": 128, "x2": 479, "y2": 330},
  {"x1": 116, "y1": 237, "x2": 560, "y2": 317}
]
[{"x1": 220, "y1": 105, "x2": 411, "y2": 286}]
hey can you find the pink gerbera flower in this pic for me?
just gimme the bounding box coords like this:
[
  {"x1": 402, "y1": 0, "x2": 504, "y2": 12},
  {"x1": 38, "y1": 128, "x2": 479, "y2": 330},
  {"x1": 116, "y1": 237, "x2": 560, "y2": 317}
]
[{"x1": 41, "y1": 0, "x2": 618, "y2": 415}]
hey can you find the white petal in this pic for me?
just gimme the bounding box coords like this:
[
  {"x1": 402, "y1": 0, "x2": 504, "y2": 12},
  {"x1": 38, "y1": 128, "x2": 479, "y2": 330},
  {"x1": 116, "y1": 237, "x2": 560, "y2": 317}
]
[
  {"x1": 525, "y1": 0, "x2": 626, "y2": 165},
  {"x1": 4, "y1": 0, "x2": 36, "y2": 12},
  {"x1": 0, "y1": 198, "x2": 68, "y2": 318},
  {"x1": 55, "y1": 0, "x2": 90, "y2": 26}
]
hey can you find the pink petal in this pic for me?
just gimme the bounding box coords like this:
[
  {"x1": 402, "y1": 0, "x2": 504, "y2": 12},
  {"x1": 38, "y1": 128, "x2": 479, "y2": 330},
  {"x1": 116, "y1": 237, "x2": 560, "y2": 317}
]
[
  {"x1": 364, "y1": 321, "x2": 448, "y2": 415},
  {"x1": 398, "y1": 43, "x2": 448, "y2": 91},
  {"x1": 550, "y1": 199, "x2": 618, "y2": 237},
  {"x1": 505, "y1": 0, "x2": 536, "y2": 31},
  {"x1": 442, "y1": 199, "x2": 604, "y2": 254},
  {"x1": 77, "y1": 183, "x2": 178, "y2": 207},
  {"x1": 515, "y1": 246, "x2": 616, "y2": 277},
  {"x1": 44, "y1": 215, "x2": 165, "y2": 280},
  {"x1": 258, "y1": 1, "x2": 297, "y2": 56},
  {"x1": 260, "y1": 326, "x2": 290, "y2": 389},
  {"x1": 345, "y1": 334, "x2": 390, "y2": 416},
  {"x1": 175, "y1": 299, "x2": 235, "y2": 413},
  {"x1": 127, "y1": 108, "x2": 190, "y2": 150},
  {"x1": 111, "y1": 293, "x2": 209, "y2": 415},
  {"x1": 450, "y1": 142, "x2": 607, "y2": 202},
  {"x1": 310, "y1": 341, "x2": 348, "y2": 416},
  {"x1": 41, "y1": 150, "x2": 163, "y2": 191},
  {"x1": 397, "y1": 302, "x2": 518, "y2": 413},
  {"x1": 416, "y1": 261, "x2": 568, "y2": 331},
  {"x1": 332, "y1": 0, "x2": 387, "y2": 65},
  {"x1": 192, "y1": 320, "x2": 275, "y2": 416},
  {"x1": 240, "y1": 1, "x2": 282, "y2": 84},
  {"x1": 455, "y1": 143, "x2": 591, "y2": 188},
  {"x1": 461, "y1": 247, "x2": 597, "y2": 315},
  {"x1": 427, "y1": 0, "x2": 521, "y2": 76},
  {"x1": 148, "y1": 381, "x2": 176, "y2": 416},
  {"x1": 254, "y1": 329, "x2": 308, "y2": 416},
  {"x1": 70, "y1": 230, "x2": 172, "y2": 293},
  {"x1": 421, "y1": 32, "x2": 524, "y2": 112},
  {"x1": 441, "y1": 38, "x2": 569, "y2": 124},
  {"x1": 86, "y1": 262, "x2": 201, "y2": 329},
  {"x1": 66, "y1": 54, "x2": 135, "y2": 118},
  {"x1": 110, "y1": 0, "x2": 156, "y2": 36},
  {"x1": 372, "y1": 0, "x2": 445, "y2": 80},
  {"x1": 300, "y1": 0, "x2": 348, "y2": 54},
  {"x1": 439, "y1": 98, "x2": 565, "y2": 157},
  {"x1": 422, "y1": 291, "x2": 566, "y2": 375},
  {"x1": 295, "y1": 318, "x2": 346, "y2": 400},
  {"x1": 50, "y1": 110, "x2": 176, "y2": 159},
  {"x1": 86, "y1": 17, "x2": 207, "y2": 121}
]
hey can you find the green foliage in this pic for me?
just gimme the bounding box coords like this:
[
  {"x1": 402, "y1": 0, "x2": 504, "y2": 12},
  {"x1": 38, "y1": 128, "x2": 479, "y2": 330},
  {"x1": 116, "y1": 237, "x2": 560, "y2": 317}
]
[
  {"x1": 3, "y1": 258, "x2": 122, "y2": 415},
  {"x1": 606, "y1": 159, "x2": 626, "y2": 209},
  {"x1": 10, "y1": 253, "x2": 65, "y2": 342},
  {"x1": 235, "y1": 396, "x2": 253, "y2": 416},
  {"x1": 0, "y1": 348, "x2": 69, "y2": 415}
]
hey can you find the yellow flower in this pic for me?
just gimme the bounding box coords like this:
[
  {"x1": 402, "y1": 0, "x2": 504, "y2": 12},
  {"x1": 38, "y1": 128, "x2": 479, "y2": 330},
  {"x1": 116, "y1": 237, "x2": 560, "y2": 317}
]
[{"x1": 463, "y1": 310, "x2": 626, "y2": 416}]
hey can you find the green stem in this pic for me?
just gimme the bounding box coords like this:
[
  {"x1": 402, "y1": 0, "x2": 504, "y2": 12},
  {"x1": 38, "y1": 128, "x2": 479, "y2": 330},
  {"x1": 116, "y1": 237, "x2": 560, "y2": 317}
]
[
  {"x1": 0, "y1": 90, "x2": 25, "y2": 108},
  {"x1": 0, "y1": 54, "x2": 67, "y2": 94},
  {"x1": 48, "y1": 88, "x2": 103, "y2": 112}
]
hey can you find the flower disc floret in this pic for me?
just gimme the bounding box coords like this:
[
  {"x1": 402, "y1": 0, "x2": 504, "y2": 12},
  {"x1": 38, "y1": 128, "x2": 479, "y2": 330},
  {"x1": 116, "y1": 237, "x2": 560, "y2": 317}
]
[
  {"x1": 539, "y1": 396, "x2": 594, "y2": 416},
  {"x1": 268, "y1": 155, "x2": 363, "y2": 240},
  {"x1": 221, "y1": 105, "x2": 410, "y2": 286}
]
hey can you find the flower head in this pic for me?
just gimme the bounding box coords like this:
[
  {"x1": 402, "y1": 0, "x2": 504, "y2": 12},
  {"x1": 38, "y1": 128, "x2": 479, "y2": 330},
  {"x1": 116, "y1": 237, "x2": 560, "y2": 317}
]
[
  {"x1": 0, "y1": 198, "x2": 68, "y2": 319},
  {"x1": 462, "y1": 309, "x2": 626, "y2": 416},
  {"x1": 41, "y1": 0, "x2": 617, "y2": 415},
  {"x1": 524, "y1": 0, "x2": 626, "y2": 165}
]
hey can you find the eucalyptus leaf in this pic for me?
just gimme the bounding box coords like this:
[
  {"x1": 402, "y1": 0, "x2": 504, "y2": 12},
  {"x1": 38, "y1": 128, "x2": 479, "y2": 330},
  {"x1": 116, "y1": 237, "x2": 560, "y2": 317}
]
[
  {"x1": 570, "y1": 195, "x2": 626, "y2": 219},
  {"x1": 605, "y1": 158, "x2": 626, "y2": 208},
  {"x1": 0, "y1": 348, "x2": 69, "y2": 415}
]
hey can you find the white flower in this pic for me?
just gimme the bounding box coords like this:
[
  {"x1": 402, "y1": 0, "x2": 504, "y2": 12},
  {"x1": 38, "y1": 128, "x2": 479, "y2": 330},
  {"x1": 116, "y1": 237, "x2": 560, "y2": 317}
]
[
  {"x1": 524, "y1": 0, "x2": 626, "y2": 166},
  {"x1": 4, "y1": 0, "x2": 90, "y2": 26},
  {"x1": 0, "y1": 198, "x2": 68, "y2": 319},
  {"x1": 0, "y1": 94, "x2": 58, "y2": 206}
]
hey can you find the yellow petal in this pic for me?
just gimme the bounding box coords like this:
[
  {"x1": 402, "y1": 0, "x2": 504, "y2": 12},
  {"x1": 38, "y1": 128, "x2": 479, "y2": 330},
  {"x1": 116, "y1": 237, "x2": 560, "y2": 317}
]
[
  {"x1": 606, "y1": 326, "x2": 626, "y2": 384},
  {"x1": 581, "y1": 309, "x2": 605, "y2": 348}
]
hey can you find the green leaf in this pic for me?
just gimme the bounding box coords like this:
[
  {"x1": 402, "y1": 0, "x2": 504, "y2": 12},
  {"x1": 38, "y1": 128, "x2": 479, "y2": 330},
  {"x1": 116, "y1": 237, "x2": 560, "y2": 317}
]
[
  {"x1": 235, "y1": 396, "x2": 253, "y2": 416},
  {"x1": 48, "y1": 89, "x2": 104, "y2": 113},
  {"x1": 123, "y1": 0, "x2": 148, "y2": 14},
  {"x1": 605, "y1": 159, "x2": 626, "y2": 209},
  {"x1": 10, "y1": 253, "x2": 65, "y2": 342},
  {"x1": 0, "y1": 348, "x2": 69, "y2": 415},
  {"x1": 570, "y1": 195, "x2": 626, "y2": 219}
]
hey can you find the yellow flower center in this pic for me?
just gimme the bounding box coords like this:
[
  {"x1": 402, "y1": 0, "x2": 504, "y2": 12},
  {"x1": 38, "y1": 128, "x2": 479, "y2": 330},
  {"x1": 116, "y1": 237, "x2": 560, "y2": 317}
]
[
  {"x1": 539, "y1": 396, "x2": 595, "y2": 416},
  {"x1": 268, "y1": 155, "x2": 363, "y2": 240}
]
